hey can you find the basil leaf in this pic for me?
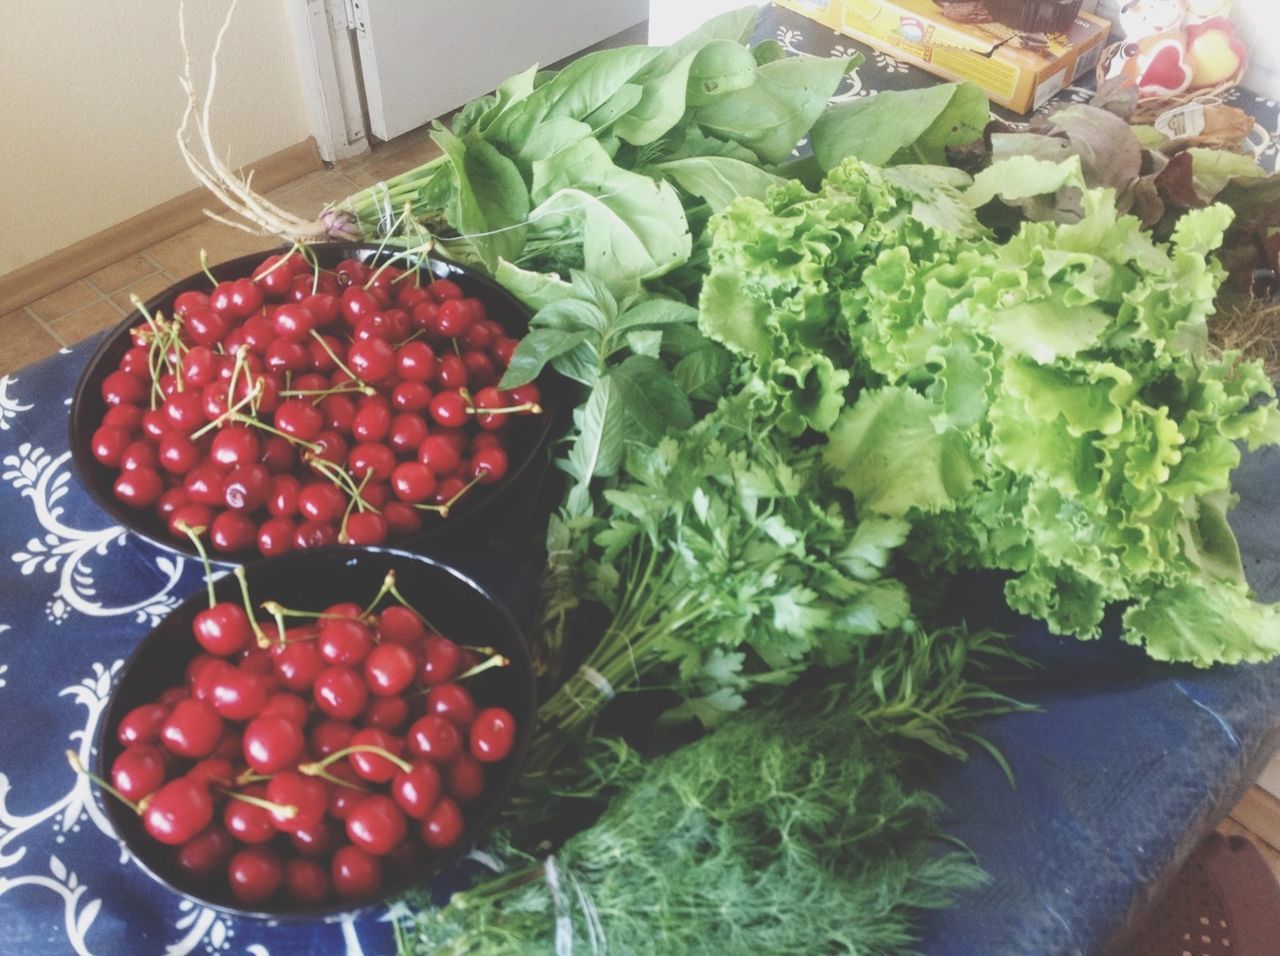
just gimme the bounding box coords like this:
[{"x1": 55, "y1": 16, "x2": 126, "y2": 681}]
[
  {"x1": 500, "y1": 329, "x2": 592, "y2": 389},
  {"x1": 611, "y1": 355, "x2": 694, "y2": 441},
  {"x1": 654, "y1": 156, "x2": 786, "y2": 212}
]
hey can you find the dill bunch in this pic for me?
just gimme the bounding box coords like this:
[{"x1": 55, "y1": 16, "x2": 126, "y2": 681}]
[{"x1": 402, "y1": 685, "x2": 986, "y2": 955}]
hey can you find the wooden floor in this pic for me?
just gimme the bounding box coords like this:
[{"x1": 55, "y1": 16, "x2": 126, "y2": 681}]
[
  {"x1": 0, "y1": 125, "x2": 442, "y2": 376},
  {"x1": 1217, "y1": 785, "x2": 1280, "y2": 881}
]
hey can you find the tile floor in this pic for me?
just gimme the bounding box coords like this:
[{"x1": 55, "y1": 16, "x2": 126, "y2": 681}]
[{"x1": 0, "y1": 124, "x2": 443, "y2": 377}]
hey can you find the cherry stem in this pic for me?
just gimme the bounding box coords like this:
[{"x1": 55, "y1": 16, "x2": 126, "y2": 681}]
[
  {"x1": 458, "y1": 652, "x2": 510, "y2": 681},
  {"x1": 362, "y1": 569, "x2": 444, "y2": 636},
  {"x1": 258, "y1": 602, "x2": 357, "y2": 624},
  {"x1": 175, "y1": 522, "x2": 217, "y2": 607},
  {"x1": 234, "y1": 412, "x2": 321, "y2": 453},
  {"x1": 234, "y1": 769, "x2": 272, "y2": 786},
  {"x1": 467, "y1": 401, "x2": 542, "y2": 416},
  {"x1": 66, "y1": 750, "x2": 142, "y2": 815},
  {"x1": 233, "y1": 566, "x2": 270, "y2": 649},
  {"x1": 305, "y1": 454, "x2": 373, "y2": 511},
  {"x1": 409, "y1": 474, "x2": 482, "y2": 520},
  {"x1": 265, "y1": 602, "x2": 288, "y2": 646},
  {"x1": 462, "y1": 644, "x2": 498, "y2": 655},
  {"x1": 308, "y1": 328, "x2": 364, "y2": 384},
  {"x1": 280, "y1": 385, "x2": 375, "y2": 398},
  {"x1": 300, "y1": 744, "x2": 412, "y2": 776},
  {"x1": 198, "y1": 248, "x2": 217, "y2": 286},
  {"x1": 339, "y1": 470, "x2": 375, "y2": 542},
  {"x1": 226, "y1": 789, "x2": 297, "y2": 821}
]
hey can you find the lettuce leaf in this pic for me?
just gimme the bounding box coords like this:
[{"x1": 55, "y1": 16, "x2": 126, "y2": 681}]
[{"x1": 699, "y1": 156, "x2": 1280, "y2": 666}]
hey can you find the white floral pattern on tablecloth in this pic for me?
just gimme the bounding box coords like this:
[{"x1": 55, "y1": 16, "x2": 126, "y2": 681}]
[{"x1": 0, "y1": 347, "x2": 397, "y2": 955}]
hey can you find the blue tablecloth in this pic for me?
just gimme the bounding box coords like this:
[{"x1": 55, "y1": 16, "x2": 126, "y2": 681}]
[{"x1": 4, "y1": 9, "x2": 1280, "y2": 954}]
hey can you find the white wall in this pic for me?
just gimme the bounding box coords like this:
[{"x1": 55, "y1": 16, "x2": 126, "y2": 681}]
[{"x1": 0, "y1": 1, "x2": 312, "y2": 275}]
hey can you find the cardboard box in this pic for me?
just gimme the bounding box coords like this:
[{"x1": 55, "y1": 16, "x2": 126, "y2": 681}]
[{"x1": 839, "y1": 1, "x2": 1111, "y2": 113}]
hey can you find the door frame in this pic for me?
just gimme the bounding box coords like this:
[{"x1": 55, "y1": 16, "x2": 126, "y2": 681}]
[{"x1": 285, "y1": 0, "x2": 370, "y2": 163}]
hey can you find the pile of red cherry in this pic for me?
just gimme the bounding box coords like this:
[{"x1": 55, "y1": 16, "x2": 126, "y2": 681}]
[
  {"x1": 88, "y1": 249, "x2": 542, "y2": 556},
  {"x1": 80, "y1": 568, "x2": 518, "y2": 908}
]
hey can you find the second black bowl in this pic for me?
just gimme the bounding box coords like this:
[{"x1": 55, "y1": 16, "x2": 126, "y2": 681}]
[{"x1": 93, "y1": 546, "x2": 537, "y2": 919}]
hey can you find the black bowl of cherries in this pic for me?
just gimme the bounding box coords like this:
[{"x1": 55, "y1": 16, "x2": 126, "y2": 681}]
[
  {"x1": 70, "y1": 243, "x2": 559, "y2": 563},
  {"x1": 82, "y1": 546, "x2": 536, "y2": 918}
]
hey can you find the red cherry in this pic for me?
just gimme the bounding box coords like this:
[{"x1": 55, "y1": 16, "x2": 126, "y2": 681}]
[
  {"x1": 348, "y1": 338, "x2": 395, "y2": 383},
  {"x1": 111, "y1": 743, "x2": 168, "y2": 802},
  {"x1": 160, "y1": 699, "x2": 224, "y2": 759},
  {"x1": 142, "y1": 777, "x2": 214, "y2": 846},
  {"x1": 255, "y1": 692, "x2": 307, "y2": 727},
  {"x1": 224, "y1": 784, "x2": 278, "y2": 845},
  {"x1": 192, "y1": 602, "x2": 253, "y2": 656},
  {"x1": 265, "y1": 770, "x2": 328, "y2": 833},
  {"x1": 364, "y1": 643, "x2": 417, "y2": 697},
  {"x1": 407, "y1": 714, "x2": 463, "y2": 764},
  {"x1": 208, "y1": 667, "x2": 271, "y2": 721},
  {"x1": 331, "y1": 845, "x2": 382, "y2": 898},
  {"x1": 391, "y1": 762, "x2": 442, "y2": 819},
  {"x1": 309, "y1": 719, "x2": 356, "y2": 759},
  {"x1": 313, "y1": 666, "x2": 369, "y2": 721},
  {"x1": 257, "y1": 517, "x2": 298, "y2": 557},
  {"x1": 342, "y1": 511, "x2": 389, "y2": 545},
  {"x1": 377, "y1": 606, "x2": 426, "y2": 645},
  {"x1": 426, "y1": 683, "x2": 477, "y2": 727},
  {"x1": 91, "y1": 426, "x2": 130, "y2": 467},
  {"x1": 346, "y1": 727, "x2": 403, "y2": 783},
  {"x1": 228, "y1": 846, "x2": 283, "y2": 906},
  {"x1": 470, "y1": 707, "x2": 517, "y2": 763},
  {"x1": 396, "y1": 341, "x2": 436, "y2": 381},
  {"x1": 346, "y1": 794, "x2": 408, "y2": 856},
  {"x1": 242, "y1": 714, "x2": 305, "y2": 774},
  {"x1": 114, "y1": 467, "x2": 164, "y2": 508},
  {"x1": 419, "y1": 796, "x2": 465, "y2": 850},
  {"x1": 117, "y1": 702, "x2": 169, "y2": 746},
  {"x1": 210, "y1": 510, "x2": 257, "y2": 554},
  {"x1": 176, "y1": 827, "x2": 235, "y2": 881},
  {"x1": 361, "y1": 695, "x2": 410, "y2": 732},
  {"x1": 428, "y1": 391, "x2": 468, "y2": 428},
  {"x1": 427, "y1": 279, "x2": 463, "y2": 302},
  {"x1": 284, "y1": 858, "x2": 330, "y2": 905},
  {"x1": 419, "y1": 635, "x2": 463, "y2": 685},
  {"x1": 446, "y1": 754, "x2": 486, "y2": 804},
  {"x1": 319, "y1": 618, "x2": 375, "y2": 667},
  {"x1": 272, "y1": 639, "x2": 325, "y2": 692}
]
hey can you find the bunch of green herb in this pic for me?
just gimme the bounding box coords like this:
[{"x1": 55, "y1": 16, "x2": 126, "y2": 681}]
[
  {"x1": 401, "y1": 647, "x2": 1019, "y2": 956},
  {"x1": 527, "y1": 391, "x2": 914, "y2": 765},
  {"x1": 495, "y1": 270, "x2": 731, "y2": 514},
  {"x1": 701, "y1": 155, "x2": 1280, "y2": 666},
  {"x1": 336, "y1": 7, "x2": 856, "y2": 300}
]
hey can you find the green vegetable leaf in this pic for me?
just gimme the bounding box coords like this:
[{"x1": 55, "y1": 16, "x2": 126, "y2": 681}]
[
  {"x1": 653, "y1": 156, "x2": 787, "y2": 212},
  {"x1": 695, "y1": 53, "x2": 857, "y2": 164},
  {"x1": 811, "y1": 82, "x2": 986, "y2": 170},
  {"x1": 825, "y1": 387, "x2": 977, "y2": 517},
  {"x1": 493, "y1": 258, "x2": 575, "y2": 310},
  {"x1": 563, "y1": 374, "x2": 626, "y2": 514},
  {"x1": 488, "y1": 45, "x2": 662, "y2": 146},
  {"x1": 431, "y1": 127, "x2": 530, "y2": 269},
  {"x1": 673, "y1": 344, "x2": 733, "y2": 401},
  {"x1": 686, "y1": 40, "x2": 760, "y2": 106},
  {"x1": 499, "y1": 329, "x2": 592, "y2": 389},
  {"x1": 610, "y1": 354, "x2": 695, "y2": 440}
]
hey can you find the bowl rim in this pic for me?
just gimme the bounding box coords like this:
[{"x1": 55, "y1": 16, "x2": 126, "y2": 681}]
[
  {"x1": 69, "y1": 242, "x2": 561, "y2": 568},
  {"x1": 91, "y1": 544, "x2": 539, "y2": 920}
]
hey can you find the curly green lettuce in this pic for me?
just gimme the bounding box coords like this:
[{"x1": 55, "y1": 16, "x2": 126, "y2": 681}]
[{"x1": 700, "y1": 156, "x2": 1280, "y2": 666}]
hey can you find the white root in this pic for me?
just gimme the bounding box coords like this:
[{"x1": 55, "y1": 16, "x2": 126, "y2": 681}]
[{"x1": 177, "y1": 0, "x2": 361, "y2": 243}]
